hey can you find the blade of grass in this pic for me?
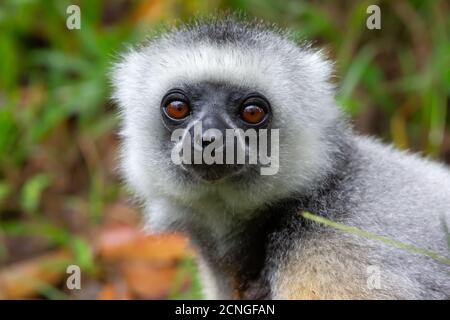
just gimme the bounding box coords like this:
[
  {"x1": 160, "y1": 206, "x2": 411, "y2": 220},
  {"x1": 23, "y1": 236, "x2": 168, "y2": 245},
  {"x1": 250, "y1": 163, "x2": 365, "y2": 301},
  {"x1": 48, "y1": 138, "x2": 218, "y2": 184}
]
[{"x1": 301, "y1": 211, "x2": 450, "y2": 266}]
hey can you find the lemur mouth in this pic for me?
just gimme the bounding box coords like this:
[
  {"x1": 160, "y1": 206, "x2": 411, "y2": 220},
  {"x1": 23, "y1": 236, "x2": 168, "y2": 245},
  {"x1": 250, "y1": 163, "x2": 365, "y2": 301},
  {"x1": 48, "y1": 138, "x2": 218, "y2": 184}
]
[{"x1": 182, "y1": 163, "x2": 246, "y2": 183}]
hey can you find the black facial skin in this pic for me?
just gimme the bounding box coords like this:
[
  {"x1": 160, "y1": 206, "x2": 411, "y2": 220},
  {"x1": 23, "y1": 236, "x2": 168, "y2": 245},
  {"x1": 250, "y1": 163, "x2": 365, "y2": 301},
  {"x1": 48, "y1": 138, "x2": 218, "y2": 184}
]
[{"x1": 160, "y1": 81, "x2": 272, "y2": 182}]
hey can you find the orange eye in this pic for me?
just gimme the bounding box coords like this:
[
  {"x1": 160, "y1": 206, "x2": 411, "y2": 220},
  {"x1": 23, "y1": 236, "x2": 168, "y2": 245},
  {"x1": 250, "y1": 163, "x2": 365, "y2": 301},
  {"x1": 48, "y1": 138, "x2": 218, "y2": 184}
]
[
  {"x1": 240, "y1": 105, "x2": 266, "y2": 124},
  {"x1": 165, "y1": 100, "x2": 190, "y2": 119}
]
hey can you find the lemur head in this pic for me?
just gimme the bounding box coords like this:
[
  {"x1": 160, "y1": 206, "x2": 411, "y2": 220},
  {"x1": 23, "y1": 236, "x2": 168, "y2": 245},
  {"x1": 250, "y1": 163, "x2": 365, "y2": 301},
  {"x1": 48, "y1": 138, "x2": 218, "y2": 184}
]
[{"x1": 112, "y1": 18, "x2": 342, "y2": 212}]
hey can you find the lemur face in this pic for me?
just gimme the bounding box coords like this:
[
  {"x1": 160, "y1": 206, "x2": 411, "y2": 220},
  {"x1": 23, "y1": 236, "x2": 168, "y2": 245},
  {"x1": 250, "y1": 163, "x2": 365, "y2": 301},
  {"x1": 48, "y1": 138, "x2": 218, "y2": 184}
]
[
  {"x1": 159, "y1": 81, "x2": 272, "y2": 182},
  {"x1": 113, "y1": 20, "x2": 340, "y2": 206}
]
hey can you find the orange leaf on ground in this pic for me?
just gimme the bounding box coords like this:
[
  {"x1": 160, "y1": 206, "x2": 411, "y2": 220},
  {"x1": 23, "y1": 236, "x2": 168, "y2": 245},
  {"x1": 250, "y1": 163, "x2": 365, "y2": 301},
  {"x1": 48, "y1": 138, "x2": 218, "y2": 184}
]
[
  {"x1": 121, "y1": 261, "x2": 177, "y2": 299},
  {"x1": 0, "y1": 249, "x2": 72, "y2": 299},
  {"x1": 96, "y1": 225, "x2": 191, "y2": 262},
  {"x1": 97, "y1": 282, "x2": 132, "y2": 300}
]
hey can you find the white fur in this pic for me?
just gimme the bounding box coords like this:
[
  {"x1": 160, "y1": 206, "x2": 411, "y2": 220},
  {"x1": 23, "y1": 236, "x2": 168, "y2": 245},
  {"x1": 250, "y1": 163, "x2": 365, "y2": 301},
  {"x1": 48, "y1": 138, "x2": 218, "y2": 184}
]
[{"x1": 113, "y1": 28, "x2": 339, "y2": 226}]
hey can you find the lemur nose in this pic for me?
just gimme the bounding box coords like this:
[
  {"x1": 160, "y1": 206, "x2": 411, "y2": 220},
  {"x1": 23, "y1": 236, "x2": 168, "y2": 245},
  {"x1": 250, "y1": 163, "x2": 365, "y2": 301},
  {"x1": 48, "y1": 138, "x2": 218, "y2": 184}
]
[
  {"x1": 191, "y1": 114, "x2": 227, "y2": 152},
  {"x1": 202, "y1": 135, "x2": 215, "y2": 148},
  {"x1": 203, "y1": 130, "x2": 223, "y2": 147}
]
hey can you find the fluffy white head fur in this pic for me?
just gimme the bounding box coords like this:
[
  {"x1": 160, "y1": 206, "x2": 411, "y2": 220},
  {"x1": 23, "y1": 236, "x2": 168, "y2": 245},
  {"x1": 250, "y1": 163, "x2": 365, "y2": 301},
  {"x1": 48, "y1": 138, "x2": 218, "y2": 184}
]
[{"x1": 112, "y1": 20, "x2": 342, "y2": 224}]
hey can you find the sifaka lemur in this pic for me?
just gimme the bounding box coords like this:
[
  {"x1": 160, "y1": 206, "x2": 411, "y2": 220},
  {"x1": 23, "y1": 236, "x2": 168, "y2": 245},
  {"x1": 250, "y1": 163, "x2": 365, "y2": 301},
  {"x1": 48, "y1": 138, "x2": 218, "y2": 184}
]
[{"x1": 112, "y1": 18, "x2": 450, "y2": 299}]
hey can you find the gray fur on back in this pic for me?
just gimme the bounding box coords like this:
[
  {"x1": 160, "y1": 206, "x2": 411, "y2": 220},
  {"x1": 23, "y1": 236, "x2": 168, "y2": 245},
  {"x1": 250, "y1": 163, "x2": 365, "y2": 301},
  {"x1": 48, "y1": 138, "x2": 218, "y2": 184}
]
[{"x1": 270, "y1": 134, "x2": 450, "y2": 299}]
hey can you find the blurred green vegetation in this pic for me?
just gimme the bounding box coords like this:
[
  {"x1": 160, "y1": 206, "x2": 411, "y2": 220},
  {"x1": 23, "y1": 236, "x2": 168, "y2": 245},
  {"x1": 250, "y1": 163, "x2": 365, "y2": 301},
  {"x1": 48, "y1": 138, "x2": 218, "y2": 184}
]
[{"x1": 0, "y1": 0, "x2": 449, "y2": 299}]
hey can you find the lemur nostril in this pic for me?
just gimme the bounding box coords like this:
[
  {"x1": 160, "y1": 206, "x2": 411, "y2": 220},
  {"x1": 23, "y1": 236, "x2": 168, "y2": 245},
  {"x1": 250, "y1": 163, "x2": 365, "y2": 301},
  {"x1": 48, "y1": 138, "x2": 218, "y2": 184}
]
[{"x1": 202, "y1": 136, "x2": 215, "y2": 148}]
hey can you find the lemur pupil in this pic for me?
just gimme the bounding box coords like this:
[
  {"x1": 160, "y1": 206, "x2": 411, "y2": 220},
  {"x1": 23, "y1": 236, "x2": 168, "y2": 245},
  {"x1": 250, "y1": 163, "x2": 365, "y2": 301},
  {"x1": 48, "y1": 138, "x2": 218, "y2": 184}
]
[
  {"x1": 167, "y1": 101, "x2": 189, "y2": 119},
  {"x1": 241, "y1": 105, "x2": 265, "y2": 124}
]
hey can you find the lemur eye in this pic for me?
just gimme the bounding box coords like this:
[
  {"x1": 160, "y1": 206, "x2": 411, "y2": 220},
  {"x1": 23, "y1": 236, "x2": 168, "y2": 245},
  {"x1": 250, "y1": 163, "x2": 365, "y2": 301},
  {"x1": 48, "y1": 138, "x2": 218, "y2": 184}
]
[
  {"x1": 239, "y1": 94, "x2": 270, "y2": 125},
  {"x1": 165, "y1": 100, "x2": 190, "y2": 120},
  {"x1": 240, "y1": 105, "x2": 266, "y2": 124}
]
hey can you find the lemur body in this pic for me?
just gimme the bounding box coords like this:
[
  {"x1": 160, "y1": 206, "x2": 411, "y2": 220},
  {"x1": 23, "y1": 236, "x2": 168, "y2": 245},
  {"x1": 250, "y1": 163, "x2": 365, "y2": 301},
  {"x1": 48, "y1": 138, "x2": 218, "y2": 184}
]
[{"x1": 113, "y1": 19, "x2": 450, "y2": 299}]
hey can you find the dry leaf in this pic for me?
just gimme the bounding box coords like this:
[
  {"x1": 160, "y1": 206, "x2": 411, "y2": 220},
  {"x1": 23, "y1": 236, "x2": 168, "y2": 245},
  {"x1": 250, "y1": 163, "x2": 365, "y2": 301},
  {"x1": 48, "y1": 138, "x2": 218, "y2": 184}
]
[
  {"x1": 121, "y1": 261, "x2": 176, "y2": 299},
  {"x1": 97, "y1": 282, "x2": 132, "y2": 300},
  {"x1": 0, "y1": 249, "x2": 72, "y2": 299},
  {"x1": 96, "y1": 225, "x2": 191, "y2": 262}
]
